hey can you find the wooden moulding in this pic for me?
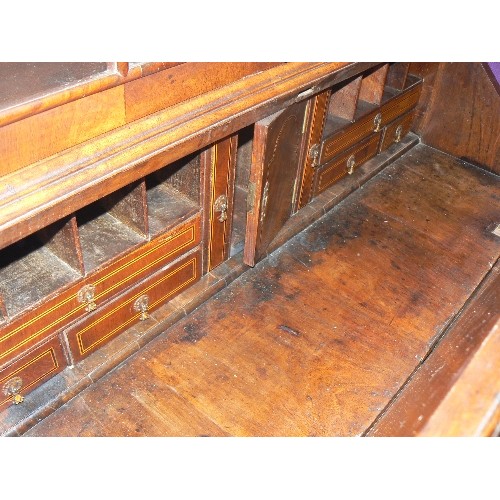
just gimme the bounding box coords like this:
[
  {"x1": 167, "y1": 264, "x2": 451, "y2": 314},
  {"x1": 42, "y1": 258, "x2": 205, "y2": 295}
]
[
  {"x1": 0, "y1": 62, "x2": 183, "y2": 129},
  {"x1": 0, "y1": 62, "x2": 378, "y2": 252}
]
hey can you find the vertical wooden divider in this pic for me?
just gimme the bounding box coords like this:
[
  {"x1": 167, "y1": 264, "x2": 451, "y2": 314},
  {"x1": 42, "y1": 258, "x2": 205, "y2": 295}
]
[
  {"x1": 328, "y1": 76, "x2": 363, "y2": 121},
  {"x1": 359, "y1": 63, "x2": 390, "y2": 105},
  {"x1": 104, "y1": 180, "x2": 150, "y2": 239},
  {"x1": 386, "y1": 63, "x2": 410, "y2": 90},
  {"x1": 0, "y1": 294, "x2": 7, "y2": 322},
  {"x1": 39, "y1": 216, "x2": 86, "y2": 276},
  {"x1": 296, "y1": 91, "x2": 330, "y2": 210},
  {"x1": 202, "y1": 136, "x2": 238, "y2": 273}
]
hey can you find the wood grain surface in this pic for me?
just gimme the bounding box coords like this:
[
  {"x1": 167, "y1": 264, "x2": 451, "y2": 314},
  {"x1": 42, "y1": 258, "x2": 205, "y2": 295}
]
[{"x1": 25, "y1": 144, "x2": 500, "y2": 436}]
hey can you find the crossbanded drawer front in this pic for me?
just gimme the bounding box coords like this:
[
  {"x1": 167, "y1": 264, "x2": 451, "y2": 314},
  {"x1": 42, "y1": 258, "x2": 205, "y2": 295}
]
[
  {"x1": 319, "y1": 77, "x2": 422, "y2": 165},
  {"x1": 379, "y1": 80, "x2": 422, "y2": 128},
  {"x1": 65, "y1": 249, "x2": 201, "y2": 362},
  {"x1": 87, "y1": 215, "x2": 200, "y2": 307},
  {"x1": 0, "y1": 337, "x2": 66, "y2": 410},
  {"x1": 0, "y1": 281, "x2": 84, "y2": 370},
  {"x1": 379, "y1": 109, "x2": 416, "y2": 152},
  {"x1": 313, "y1": 133, "x2": 380, "y2": 196}
]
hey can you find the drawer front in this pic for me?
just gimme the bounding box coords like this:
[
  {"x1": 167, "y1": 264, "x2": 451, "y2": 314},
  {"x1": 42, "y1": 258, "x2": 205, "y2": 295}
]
[
  {"x1": 313, "y1": 133, "x2": 380, "y2": 196},
  {"x1": 0, "y1": 280, "x2": 84, "y2": 369},
  {"x1": 319, "y1": 77, "x2": 422, "y2": 165},
  {"x1": 379, "y1": 109, "x2": 416, "y2": 152},
  {"x1": 0, "y1": 337, "x2": 66, "y2": 410},
  {"x1": 65, "y1": 249, "x2": 201, "y2": 362},
  {"x1": 320, "y1": 110, "x2": 379, "y2": 164},
  {"x1": 379, "y1": 81, "x2": 422, "y2": 128},
  {"x1": 87, "y1": 215, "x2": 200, "y2": 307}
]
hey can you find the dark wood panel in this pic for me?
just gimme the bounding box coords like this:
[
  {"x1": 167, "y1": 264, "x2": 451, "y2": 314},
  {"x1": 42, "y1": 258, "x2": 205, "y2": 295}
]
[
  {"x1": 412, "y1": 62, "x2": 500, "y2": 173},
  {"x1": 244, "y1": 99, "x2": 309, "y2": 266}
]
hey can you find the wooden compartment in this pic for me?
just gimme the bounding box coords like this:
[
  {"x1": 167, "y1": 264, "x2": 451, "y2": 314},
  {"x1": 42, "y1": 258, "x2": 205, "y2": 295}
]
[
  {"x1": 65, "y1": 249, "x2": 202, "y2": 362},
  {"x1": 76, "y1": 187, "x2": 147, "y2": 274},
  {"x1": 0, "y1": 336, "x2": 66, "y2": 410},
  {"x1": 146, "y1": 152, "x2": 202, "y2": 238},
  {"x1": 0, "y1": 217, "x2": 83, "y2": 319}
]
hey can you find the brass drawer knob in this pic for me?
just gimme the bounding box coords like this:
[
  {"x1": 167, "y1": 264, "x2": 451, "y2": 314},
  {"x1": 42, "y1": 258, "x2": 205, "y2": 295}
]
[
  {"x1": 78, "y1": 284, "x2": 97, "y2": 312},
  {"x1": 309, "y1": 143, "x2": 320, "y2": 167},
  {"x1": 3, "y1": 376, "x2": 25, "y2": 405},
  {"x1": 394, "y1": 124, "x2": 403, "y2": 143},
  {"x1": 373, "y1": 113, "x2": 382, "y2": 132},
  {"x1": 346, "y1": 155, "x2": 356, "y2": 175},
  {"x1": 133, "y1": 294, "x2": 150, "y2": 321},
  {"x1": 214, "y1": 194, "x2": 228, "y2": 223}
]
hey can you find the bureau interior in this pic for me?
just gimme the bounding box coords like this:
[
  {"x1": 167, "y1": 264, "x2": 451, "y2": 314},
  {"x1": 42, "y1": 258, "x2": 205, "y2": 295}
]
[
  {"x1": 146, "y1": 151, "x2": 202, "y2": 237},
  {"x1": 0, "y1": 218, "x2": 83, "y2": 319}
]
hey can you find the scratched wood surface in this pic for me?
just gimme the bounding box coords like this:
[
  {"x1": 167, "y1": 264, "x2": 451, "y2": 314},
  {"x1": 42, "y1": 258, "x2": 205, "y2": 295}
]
[{"x1": 25, "y1": 144, "x2": 500, "y2": 436}]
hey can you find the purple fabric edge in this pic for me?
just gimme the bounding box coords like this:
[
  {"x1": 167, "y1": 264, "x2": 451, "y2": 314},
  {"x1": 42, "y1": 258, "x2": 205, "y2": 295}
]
[{"x1": 487, "y1": 62, "x2": 500, "y2": 84}]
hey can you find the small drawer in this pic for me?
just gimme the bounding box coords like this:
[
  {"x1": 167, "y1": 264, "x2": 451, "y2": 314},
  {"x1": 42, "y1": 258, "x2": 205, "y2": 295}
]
[
  {"x1": 65, "y1": 249, "x2": 201, "y2": 362},
  {"x1": 0, "y1": 216, "x2": 201, "y2": 370},
  {"x1": 379, "y1": 109, "x2": 416, "y2": 152},
  {"x1": 320, "y1": 110, "x2": 380, "y2": 165},
  {"x1": 0, "y1": 280, "x2": 84, "y2": 369},
  {"x1": 86, "y1": 215, "x2": 200, "y2": 307},
  {"x1": 0, "y1": 337, "x2": 66, "y2": 410},
  {"x1": 319, "y1": 76, "x2": 422, "y2": 165},
  {"x1": 313, "y1": 133, "x2": 380, "y2": 197},
  {"x1": 379, "y1": 76, "x2": 422, "y2": 126}
]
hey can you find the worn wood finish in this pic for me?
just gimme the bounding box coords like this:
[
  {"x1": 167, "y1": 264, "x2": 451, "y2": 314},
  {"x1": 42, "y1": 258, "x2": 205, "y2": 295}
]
[
  {"x1": 368, "y1": 261, "x2": 500, "y2": 436},
  {"x1": 244, "y1": 100, "x2": 308, "y2": 266},
  {"x1": 0, "y1": 85, "x2": 126, "y2": 175},
  {"x1": 204, "y1": 136, "x2": 238, "y2": 271},
  {"x1": 0, "y1": 62, "x2": 378, "y2": 252},
  {"x1": 125, "y1": 63, "x2": 282, "y2": 122},
  {"x1": 25, "y1": 145, "x2": 500, "y2": 436},
  {"x1": 412, "y1": 62, "x2": 500, "y2": 173}
]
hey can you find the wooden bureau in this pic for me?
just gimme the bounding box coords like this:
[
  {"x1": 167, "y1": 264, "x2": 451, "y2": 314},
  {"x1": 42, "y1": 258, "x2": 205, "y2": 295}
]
[{"x1": 0, "y1": 62, "x2": 498, "y2": 436}]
